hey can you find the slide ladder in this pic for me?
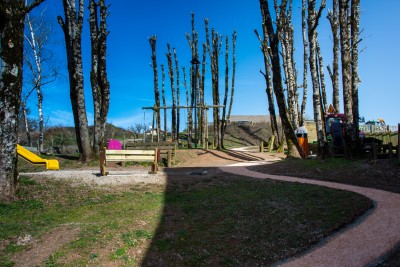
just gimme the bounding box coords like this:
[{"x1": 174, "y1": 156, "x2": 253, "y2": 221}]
[{"x1": 17, "y1": 144, "x2": 59, "y2": 170}]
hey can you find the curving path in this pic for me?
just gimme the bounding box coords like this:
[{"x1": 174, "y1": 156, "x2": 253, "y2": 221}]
[{"x1": 220, "y1": 163, "x2": 400, "y2": 267}]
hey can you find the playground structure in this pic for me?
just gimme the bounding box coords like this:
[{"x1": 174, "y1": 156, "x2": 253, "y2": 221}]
[
  {"x1": 142, "y1": 104, "x2": 224, "y2": 149},
  {"x1": 17, "y1": 144, "x2": 59, "y2": 170}
]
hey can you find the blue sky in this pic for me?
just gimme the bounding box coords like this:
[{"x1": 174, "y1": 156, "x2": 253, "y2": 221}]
[{"x1": 25, "y1": 0, "x2": 400, "y2": 128}]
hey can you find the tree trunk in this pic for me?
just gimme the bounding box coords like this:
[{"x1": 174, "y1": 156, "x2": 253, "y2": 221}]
[
  {"x1": 182, "y1": 67, "x2": 192, "y2": 148},
  {"x1": 200, "y1": 43, "x2": 207, "y2": 146},
  {"x1": 220, "y1": 36, "x2": 229, "y2": 149},
  {"x1": 259, "y1": 0, "x2": 305, "y2": 158},
  {"x1": 276, "y1": 0, "x2": 299, "y2": 130},
  {"x1": 0, "y1": 0, "x2": 44, "y2": 201},
  {"x1": 307, "y1": 0, "x2": 326, "y2": 157},
  {"x1": 186, "y1": 13, "x2": 199, "y2": 147},
  {"x1": 161, "y1": 65, "x2": 167, "y2": 141},
  {"x1": 173, "y1": 48, "x2": 180, "y2": 142},
  {"x1": 339, "y1": 0, "x2": 353, "y2": 124},
  {"x1": 226, "y1": 31, "x2": 237, "y2": 135},
  {"x1": 148, "y1": 36, "x2": 161, "y2": 142},
  {"x1": 25, "y1": 13, "x2": 45, "y2": 152},
  {"x1": 58, "y1": 0, "x2": 92, "y2": 162},
  {"x1": 300, "y1": 0, "x2": 309, "y2": 127},
  {"x1": 89, "y1": 0, "x2": 110, "y2": 154},
  {"x1": 211, "y1": 29, "x2": 221, "y2": 149},
  {"x1": 351, "y1": 0, "x2": 360, "y2": 144},
  {"x1": 166, "y1": 44, "x2": 176, "y2": 141},
  {"x1": 254, "y1": 29, "x2": 280, "y2": 144},
  {"x1": 21, "y1": 101, "x2": 32, "y2": 147},
  {"x1": 327, "y1": 0, "x2": 340, "y2": 112}
]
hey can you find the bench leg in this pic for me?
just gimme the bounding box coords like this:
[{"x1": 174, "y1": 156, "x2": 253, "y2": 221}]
[{"x1": 149, "y1": 163, "x2": 158, "y2": 174}]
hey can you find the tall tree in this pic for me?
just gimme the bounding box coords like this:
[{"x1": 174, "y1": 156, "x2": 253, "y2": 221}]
[
  {"x1": 0, "y1": 0, "x2": 44, "y2": 201},
  {"x1": 300, "y1": 0, "x2": 309, "y2": 126},
  {"x1": 275, "y1": 0, "x2": 299, "y2": 129},
  {"x1": 226, "y1": 31, "x2": 237, "y2": 136},
  {"x1": 307, "y1": 0, "x2": 326, "y2": 157},
  {"x1": 258, "y1": 0, "x2": 305, "y2": 158},
  {"x1": 182, "y1": 66, "x2": 192, "y2": 147},
  {"x1": 58, "y1": 0, "x2": 92, "y2": 161},
  {"x1": 148, "y1": 35, "x2": 160, "y2": 142},
  {"x1": 210, "y1": 28, "x2": 222, "y2": 149},
  {"x1": 186, "y1": 13, "x2": 199, "y2": 147},
  {"x1": 24, "y1": 10, "x2": 55, "y2": 153},
  {"x1": 173, "y1": 48, "x2": 181, "y2": 141},
  {"x1": 351, "y1": 0, "x2": 361, "y2": 143},
  {"x1": 339, "y1": 0, "x2": 352, "y2": 124},
  {"x1": 327, "y1": 0, "x2": 340, "y2": 112},
  {"x1": 166, "y1": 44, "x2": 176, "y2": 141},
  {"x1": 161, "y1": 64, "x2": 167, "y2": 141},
  {"x1": 220, "y1": 36, "x2": 229, "y2": 149},
  {"x1": 89, "y1": 0, "x2": 110, "y2": 154}
]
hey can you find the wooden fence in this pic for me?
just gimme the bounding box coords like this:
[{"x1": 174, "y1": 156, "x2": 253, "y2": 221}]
[{"x1": 364, "y1": 124, "x2": 400, "y2": 160}]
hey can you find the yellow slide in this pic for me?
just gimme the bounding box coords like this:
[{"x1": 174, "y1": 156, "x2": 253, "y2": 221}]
[{"x1": 17, "y1": 144, "x2": 59, "y2": 170}]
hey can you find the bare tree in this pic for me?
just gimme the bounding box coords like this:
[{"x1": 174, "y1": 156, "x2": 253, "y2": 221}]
[
  {"x1": 316, "y1": 40, "x2": 327, "y2": 113},
  {"x1": 161, "y1": 64, "x2": 167, "y2": 141},
  {"x1": 254, "y1": 29, "x2": 280, "y2": 144},
  {"x1": 226, "y1": 31, "x2": 237, "y2": 134},
  {"x1": 173, "y1": 48, "x2": 181, "y2": 142},
  {"x1": 182, "y1": 66, "x2": 192, "y2": 147},
  {"x1": 148, "y1": 35, "x2": 161, "y2": 142},
  {"x1": 327, "y1": 0, "x2": 340, "y2": 112},
  {"x1": 166, "y1": 44, "x2": 177, "y2": 141},
  {"x1": 0, "y1": 0, "x2": 44, "y2": 201},
  {"x1": 351, "y1": 0, "x2": 361, "y2": 142},
  {"x1": 275, "y1": 0, "x2": 299, "y2": 129},
  {"x1": 210, "y1": 28, "x2": 222, "y2": 149},
  {"x1": 258, "y1": 0, "x2": 305, "y2": 158},
  {"x1": 307, "y1": 0, "x2": 326, "y2": 157},
  {"x1": 58, "y1": 0, "x2": 92, "y2": 162},
  {"x1": 24, "y1": 9, "x2": 57, "y2": 153},
  {"x1": 339, "y1": 0, "x2": 353, "y2": 124},
  {"x1": 186, "y1": 13, "x2": 199, "y2": 147},
  {"x1": 89, "y1": 0, "x2": 110, "y2": 154},
  {"x1": 220, "y1": 36, "x2": 229, "y2": 149},
  {"x1": 300, "y1": 0, "x2": 309, "y2": 126}
]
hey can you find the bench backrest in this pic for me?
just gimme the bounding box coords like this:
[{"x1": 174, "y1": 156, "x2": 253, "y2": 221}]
[
  {"x1": 124, "y1": 141, "x2": 176, "y2": 151},
  {"x1": 105, "y1": 149, "x2": 157, "y2": 162}
]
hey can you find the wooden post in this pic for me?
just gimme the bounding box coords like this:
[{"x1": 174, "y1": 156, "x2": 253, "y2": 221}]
[
  {"x1": 260, "y1": 140, "x2": 264, "y2": 152},
  {"x1": 268, "y1": 135, "x2": 275, "y2": 152},
  {"x1": 388, "y1": 142, "x2": 393, "y2": 159},
  {"x1": 372, "y1": 142, "x2": 377, "y2": 160},
  {"x1": 398, "y1": 124, "x2": 400, "y2": 162}
]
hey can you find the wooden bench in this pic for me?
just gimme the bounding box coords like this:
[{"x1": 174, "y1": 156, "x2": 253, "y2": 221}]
[
  {"x1": 124, "y1": 141, "x2": 177, "y2": 167},
  {"x1": 99, "y1": 147, "x2": 158, "y2": 176}
]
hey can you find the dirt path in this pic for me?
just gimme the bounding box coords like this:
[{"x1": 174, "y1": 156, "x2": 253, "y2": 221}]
[{"x1": 221, "y1": 162, "x2": 400, "y2": 267}]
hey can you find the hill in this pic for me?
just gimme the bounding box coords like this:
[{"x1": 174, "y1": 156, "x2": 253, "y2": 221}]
[{"x1": 18, "y1": 122, "x2": 277, "y2": 153}]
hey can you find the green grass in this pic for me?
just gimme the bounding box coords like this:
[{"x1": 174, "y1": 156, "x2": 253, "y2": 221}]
[{"x1": 0, "y1": 174, "x2": 372, "y2": 266}]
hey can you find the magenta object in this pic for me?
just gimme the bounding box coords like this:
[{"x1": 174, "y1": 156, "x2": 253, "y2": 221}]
[{"x1": 107, "y1": 139, "x2": 122, "y2": 150}]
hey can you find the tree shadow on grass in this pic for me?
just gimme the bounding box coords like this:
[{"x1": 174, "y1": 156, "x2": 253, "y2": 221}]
[{"x1": 140, "y1": 164, "x2": 372, "y2": 266}]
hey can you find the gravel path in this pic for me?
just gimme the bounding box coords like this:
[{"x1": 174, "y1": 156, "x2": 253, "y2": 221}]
[
  {"x1": 21, "y1": 169, "x2": 167, "y2": 185},
  {"x1": 221, "y1": 162, "x2": 400, "y2": 267}
]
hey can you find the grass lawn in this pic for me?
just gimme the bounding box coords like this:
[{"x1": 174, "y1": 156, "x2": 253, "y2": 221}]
[{"x1": 0, "y1": 171, "x2": 372, "y2": 266}]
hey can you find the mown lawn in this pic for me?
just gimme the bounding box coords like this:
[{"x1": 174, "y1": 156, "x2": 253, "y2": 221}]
[{"x1": 0, "y1": 170, "x2": 373, "y2": 266}]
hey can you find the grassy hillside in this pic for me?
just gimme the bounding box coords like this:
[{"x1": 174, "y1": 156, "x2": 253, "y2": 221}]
[{"x1": 18, "y1": 122, "x2": 278, "y2": 152}]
